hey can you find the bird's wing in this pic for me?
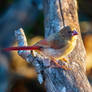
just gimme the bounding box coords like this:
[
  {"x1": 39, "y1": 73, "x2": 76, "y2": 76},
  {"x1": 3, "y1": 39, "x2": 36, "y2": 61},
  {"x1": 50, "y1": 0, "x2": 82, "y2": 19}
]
[{"x1": 47, "y1": 33, "x2": 67, "y2": 49}]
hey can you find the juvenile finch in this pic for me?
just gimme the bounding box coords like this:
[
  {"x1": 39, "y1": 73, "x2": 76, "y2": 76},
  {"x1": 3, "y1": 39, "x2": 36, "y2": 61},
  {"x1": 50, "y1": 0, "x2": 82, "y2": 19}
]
[{"x1": 4, "y1": 26, "x2": 78, "y2": 69}]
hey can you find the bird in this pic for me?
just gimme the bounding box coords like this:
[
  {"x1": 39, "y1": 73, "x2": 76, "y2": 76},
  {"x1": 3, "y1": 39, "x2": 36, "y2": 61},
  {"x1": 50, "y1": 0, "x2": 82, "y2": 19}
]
[{"x1": 4, "y1": 26, "x2": 78, "y2": 70}]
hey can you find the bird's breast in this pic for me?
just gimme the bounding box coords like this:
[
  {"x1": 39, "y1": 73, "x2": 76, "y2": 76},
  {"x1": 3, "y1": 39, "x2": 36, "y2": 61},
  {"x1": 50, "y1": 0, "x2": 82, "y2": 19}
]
[{"x1": 42, "y1": 40, "x2": 76, "y2": 60}]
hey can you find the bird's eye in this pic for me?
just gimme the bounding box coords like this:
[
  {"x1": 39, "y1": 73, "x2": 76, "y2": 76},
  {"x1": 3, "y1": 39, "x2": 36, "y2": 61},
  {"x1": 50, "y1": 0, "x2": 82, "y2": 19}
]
[{"x1": 68, "y1": 31, "x2": 72, "y2": 33}]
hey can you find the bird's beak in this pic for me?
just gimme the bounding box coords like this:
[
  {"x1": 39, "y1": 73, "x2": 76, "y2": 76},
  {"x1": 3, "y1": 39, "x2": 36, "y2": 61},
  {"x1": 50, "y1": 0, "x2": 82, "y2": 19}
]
[{"x1": 72, "y1": 30, "x2": 78, "y2": 36}]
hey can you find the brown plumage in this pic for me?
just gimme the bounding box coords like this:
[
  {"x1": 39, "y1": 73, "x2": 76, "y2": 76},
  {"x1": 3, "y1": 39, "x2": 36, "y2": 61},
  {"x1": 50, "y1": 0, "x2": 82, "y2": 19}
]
[{"x1": 4, "y1": 26, "x2": 78, "y2": 69}]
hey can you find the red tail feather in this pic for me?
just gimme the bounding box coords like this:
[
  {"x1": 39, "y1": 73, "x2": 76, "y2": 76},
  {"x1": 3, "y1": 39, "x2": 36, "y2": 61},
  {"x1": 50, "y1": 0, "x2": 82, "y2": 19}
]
[{"x1": 4, "y1": 46, "x2": 41, "y2": 51}]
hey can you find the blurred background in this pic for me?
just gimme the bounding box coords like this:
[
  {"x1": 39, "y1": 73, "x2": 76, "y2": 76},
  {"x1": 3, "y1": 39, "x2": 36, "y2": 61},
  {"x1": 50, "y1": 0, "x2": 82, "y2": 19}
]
[{"x1": 0, "y1": 0, "x2": 92, "y2": 92}]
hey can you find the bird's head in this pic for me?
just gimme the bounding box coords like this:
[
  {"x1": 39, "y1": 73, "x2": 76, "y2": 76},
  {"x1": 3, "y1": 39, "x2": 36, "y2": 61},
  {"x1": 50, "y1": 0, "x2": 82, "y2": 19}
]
[{"x1": 60, "y1": 26, "x2": 78, "y2": 41}]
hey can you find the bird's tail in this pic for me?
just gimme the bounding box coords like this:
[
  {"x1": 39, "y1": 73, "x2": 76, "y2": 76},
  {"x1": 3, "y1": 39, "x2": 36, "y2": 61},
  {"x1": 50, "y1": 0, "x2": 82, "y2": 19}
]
[{"x1": 4, "y1": 46, "x2": 41, "y2": 51}]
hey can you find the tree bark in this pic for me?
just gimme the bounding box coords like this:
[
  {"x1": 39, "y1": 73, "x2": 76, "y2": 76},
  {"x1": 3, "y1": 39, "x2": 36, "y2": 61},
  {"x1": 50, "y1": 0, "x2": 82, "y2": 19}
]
[{"x1": 43, "y1": 0, "x2": 92, "y2": 92}]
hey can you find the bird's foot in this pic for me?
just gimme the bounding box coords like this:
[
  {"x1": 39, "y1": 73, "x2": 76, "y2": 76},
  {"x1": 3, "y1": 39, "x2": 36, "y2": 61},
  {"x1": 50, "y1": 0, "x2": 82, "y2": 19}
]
[
  {"x1": 50, "y1": 63, "x2": 71, "y2": 70},
  {"x1": 51, "y1": 58, "x2": 70, "y2": 70},
  {"x1": 62, "y1": 58, "x2": 69, "y2": 63},
  {"x1": 60, "y1": 65, "x2": 71, "y2": 70}
]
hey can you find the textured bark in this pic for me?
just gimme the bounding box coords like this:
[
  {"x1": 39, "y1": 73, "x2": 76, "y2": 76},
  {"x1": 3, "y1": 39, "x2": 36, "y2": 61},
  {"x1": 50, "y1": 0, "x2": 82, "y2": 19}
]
[
  {"x1": 15, "y1": 0, "x2": 92, "y2": 92},
  {"x1": 43, "y1": 0, "x2": 92, "y2": 92}
]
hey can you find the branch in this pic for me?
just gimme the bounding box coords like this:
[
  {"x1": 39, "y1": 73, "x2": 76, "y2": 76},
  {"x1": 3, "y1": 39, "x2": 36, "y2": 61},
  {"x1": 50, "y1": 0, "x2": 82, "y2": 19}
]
[{"x1": 15, "y1": 28, "x2": 45, "y2": 84}]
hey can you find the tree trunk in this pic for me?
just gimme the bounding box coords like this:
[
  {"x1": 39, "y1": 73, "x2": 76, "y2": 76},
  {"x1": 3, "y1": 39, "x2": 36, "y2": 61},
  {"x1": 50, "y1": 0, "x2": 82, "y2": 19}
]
[{"x1": 43, "y1": 0, "x2": 92, "y2": 92}]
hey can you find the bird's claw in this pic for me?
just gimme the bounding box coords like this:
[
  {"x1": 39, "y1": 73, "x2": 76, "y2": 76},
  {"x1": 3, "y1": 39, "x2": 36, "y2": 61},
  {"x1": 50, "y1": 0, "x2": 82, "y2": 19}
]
[
  {"x1": 50, "y1": 64, "x2": 71, "y2": 70},
  {"x1": 62, "y1": 58, "x2": 69, "y2": 63},
  {"x1": 50, "y1": 57, "x2": 71, "y2": 70},
  {"x1": 60, "y1": 65, "x2": 71, "y2": 70}
]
